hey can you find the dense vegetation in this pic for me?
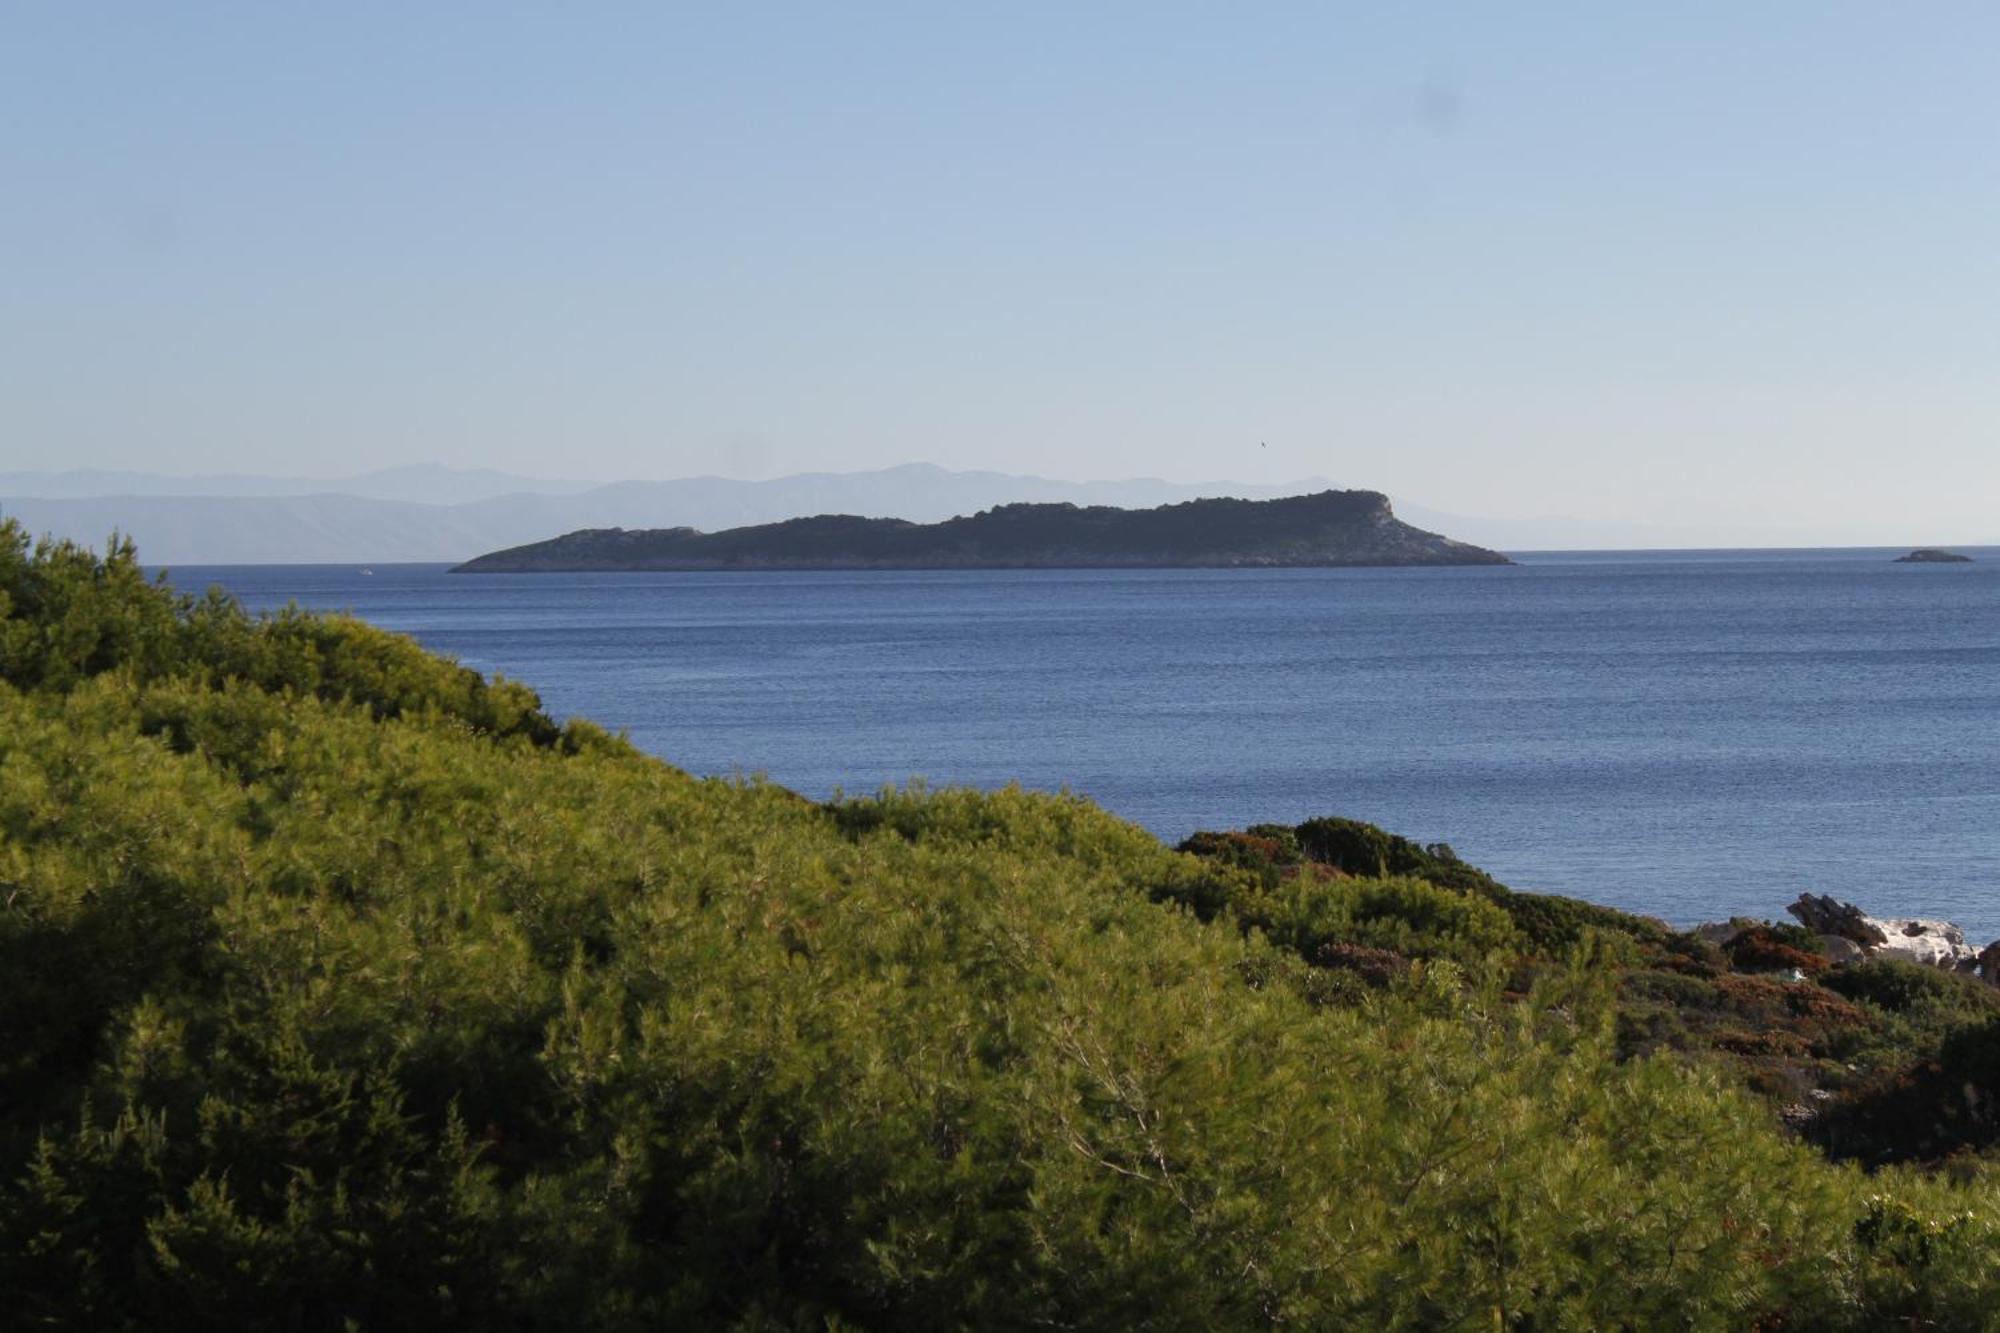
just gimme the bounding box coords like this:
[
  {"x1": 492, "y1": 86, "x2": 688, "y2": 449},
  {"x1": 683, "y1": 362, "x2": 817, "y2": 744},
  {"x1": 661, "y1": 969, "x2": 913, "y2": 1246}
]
[
  {"x1": 452, "y1": 489, "x2": 1510, "y2": 571},
  {"x1": 7, "y1": 519, "x2": 2000, "y2": 1329},
  {"x1": 1164, "y1": 822, "x2": 2000, "y2": 1162}
]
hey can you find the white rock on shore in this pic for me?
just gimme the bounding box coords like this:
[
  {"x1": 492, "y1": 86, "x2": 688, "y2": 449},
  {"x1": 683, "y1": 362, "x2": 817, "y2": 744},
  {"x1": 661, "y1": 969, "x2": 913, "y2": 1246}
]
[
  {"x1": 1747, "y1": 893, "x2": 1995, "y2": 976},
  {"x1": 1864, "y1": 915, "x2": 1978, "y2": 970}
]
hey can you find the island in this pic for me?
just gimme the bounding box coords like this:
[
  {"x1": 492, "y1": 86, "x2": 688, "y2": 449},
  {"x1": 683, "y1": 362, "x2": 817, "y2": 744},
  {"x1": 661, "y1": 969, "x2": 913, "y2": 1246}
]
[
  {"x1": 1894, "y1": 548, "x2": 1973, "y2": 563},
  {"x1": 452, "y1": 488, "x2": 1512, "y2": 571}
]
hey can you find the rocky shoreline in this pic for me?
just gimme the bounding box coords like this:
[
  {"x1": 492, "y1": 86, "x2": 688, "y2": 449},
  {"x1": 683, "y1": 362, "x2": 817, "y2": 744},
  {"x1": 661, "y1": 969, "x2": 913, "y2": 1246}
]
[
  {"x1": 1691, "y1": 892, "x2": 1994, "y2": 977},
  {"x1": 1167, "y1": 816, "x2": 2000, "y2": 1166}
]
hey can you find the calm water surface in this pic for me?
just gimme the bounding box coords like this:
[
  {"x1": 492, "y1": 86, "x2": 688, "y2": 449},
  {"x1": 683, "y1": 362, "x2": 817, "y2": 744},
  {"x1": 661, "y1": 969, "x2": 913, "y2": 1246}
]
[{"x1": 161, "y1": 551, "x2": 2000, "y2": 938}]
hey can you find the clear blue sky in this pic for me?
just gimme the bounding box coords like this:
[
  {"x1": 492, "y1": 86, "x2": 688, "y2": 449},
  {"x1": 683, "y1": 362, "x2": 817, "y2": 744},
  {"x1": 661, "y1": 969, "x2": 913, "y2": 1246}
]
[{"x1": 4, "y1": 4, "x2": 1995, "y2": 537}]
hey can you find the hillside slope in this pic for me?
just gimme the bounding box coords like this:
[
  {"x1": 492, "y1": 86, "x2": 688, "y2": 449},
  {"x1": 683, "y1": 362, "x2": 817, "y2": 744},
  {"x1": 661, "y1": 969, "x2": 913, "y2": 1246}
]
[{"x1": 3, "y1": 520, "x2": 1998, "y2": 1330}]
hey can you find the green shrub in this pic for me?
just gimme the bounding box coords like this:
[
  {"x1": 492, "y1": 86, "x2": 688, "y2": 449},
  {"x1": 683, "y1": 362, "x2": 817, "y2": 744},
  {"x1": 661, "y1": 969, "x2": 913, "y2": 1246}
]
[
  {"x1": 1291, "y1": 873, "x2": 1523, "y2": 965},
  {"x1": 1828, "y1": 959, "x2": 1986, "y2": 1015},
  {"x1": 5, "y1": 522, "x2": 2000, "y2": 1327},
  {"x1": 1173, "y1": 829, "x2": 1294, "y2": 877},
  {"x1": 1817, "y1": 1017, "x2": 2000, "y2": 1165},
  {"x1": 1285, "y1": 815, "x2": 1668, "y2": 952}
]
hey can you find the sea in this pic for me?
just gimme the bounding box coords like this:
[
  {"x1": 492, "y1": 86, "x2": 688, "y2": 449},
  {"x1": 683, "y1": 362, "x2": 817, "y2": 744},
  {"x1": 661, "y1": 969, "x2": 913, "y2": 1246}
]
[{"x1": 158, "y1": 550, "x2": 2000, "y2": 941}]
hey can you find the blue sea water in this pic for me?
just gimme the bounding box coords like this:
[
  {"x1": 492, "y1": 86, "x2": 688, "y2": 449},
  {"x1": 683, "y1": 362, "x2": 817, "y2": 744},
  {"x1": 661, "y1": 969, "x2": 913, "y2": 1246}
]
[{"x1": 160, "y1": 550, "x2": 2000, "y2": 939}]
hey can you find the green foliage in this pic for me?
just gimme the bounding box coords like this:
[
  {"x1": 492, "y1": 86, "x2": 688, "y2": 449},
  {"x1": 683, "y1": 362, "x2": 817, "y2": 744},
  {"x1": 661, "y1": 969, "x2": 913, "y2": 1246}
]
[
  {"x1": 1827, "y1": 958, "x2": 1991, "y2": 1016},
  {"x1": 1166, "y1": 826, "x2": 1526, "y2": 974},
  {"x1": 4, "y1": 521, "x2": 2000, "y2": 1328},
  {"x1": 1719, "y1": 915, "x2": 1823, "y2": 955},
  {"x1": 1797, "y1": 963, "x2": 2000, "y2": 1163},
  {"x1": 1265, "y1": 871, "x2": 1524, "y2": 968},
  {"x1": 0, "y1": 520, "x2": 592, "y2": 751},
  {"x1": 1173, "y1": 829, "x2": 1297, "y2": 877},
  {"x1": 1816, "y1": 1016, "x2": 2000, "y2": 1166},
  {"x1": 1180, "y1": 813, "x2": 2000, "y2": 1147},
  {"x1": 1285, "y1": 815, "x2": 1669, "y2": 952}
]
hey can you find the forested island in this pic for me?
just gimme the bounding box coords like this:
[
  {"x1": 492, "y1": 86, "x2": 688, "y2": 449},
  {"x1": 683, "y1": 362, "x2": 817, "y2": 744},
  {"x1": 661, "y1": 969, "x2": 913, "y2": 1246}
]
[
  {"x1": 12, "y1": 518, "x2": 2000, "y2": 1328},
  {"x1": 452, "y1": 488, "x2": 1511, "y2": 571}
]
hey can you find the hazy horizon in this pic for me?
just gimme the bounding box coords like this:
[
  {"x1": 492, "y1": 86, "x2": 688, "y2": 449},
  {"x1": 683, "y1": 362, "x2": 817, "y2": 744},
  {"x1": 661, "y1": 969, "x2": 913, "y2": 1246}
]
[
  {"x1": 6, "y1": 6, "x2": 1997, "y2": 544},
  {"x1": 4, "y1": 459, "x2": 1992, "y2": 560}
]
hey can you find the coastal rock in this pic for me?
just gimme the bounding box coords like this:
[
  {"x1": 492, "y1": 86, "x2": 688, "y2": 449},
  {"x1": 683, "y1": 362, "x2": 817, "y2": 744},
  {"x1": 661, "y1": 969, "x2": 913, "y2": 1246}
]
[
  {"x1": 1894, "y1": 548, "x2": 1972, "y2": 563},
  {"x1": 1867, "y1": 917, "x2": 1976, "y2": 970},
  {"x1": 1979, "y1": 941, "x2": 2000, "y2": 987},
  {"x1": 1788, "y1": 894, "x2": 1889, "y2": 947},
  {"x1": 1773, "y1": 894, "x2": 1976, "y2": 970}
]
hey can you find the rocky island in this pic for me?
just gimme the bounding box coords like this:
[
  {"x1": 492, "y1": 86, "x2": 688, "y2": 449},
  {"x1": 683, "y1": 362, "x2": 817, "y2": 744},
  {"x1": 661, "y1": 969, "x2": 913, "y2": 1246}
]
[
  {"x1": 451, "y1": 488, "x2": 1511, "y2": 572},
  {"x1": 1894, "y1": 548, "x2": 1973, "y2": 563}
]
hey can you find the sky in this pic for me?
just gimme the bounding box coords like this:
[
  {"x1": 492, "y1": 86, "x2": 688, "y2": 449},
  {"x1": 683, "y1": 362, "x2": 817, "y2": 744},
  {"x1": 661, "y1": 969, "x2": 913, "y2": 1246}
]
[{"x1": 3, "y1": 3, "x2": 1996, "y2": 539}]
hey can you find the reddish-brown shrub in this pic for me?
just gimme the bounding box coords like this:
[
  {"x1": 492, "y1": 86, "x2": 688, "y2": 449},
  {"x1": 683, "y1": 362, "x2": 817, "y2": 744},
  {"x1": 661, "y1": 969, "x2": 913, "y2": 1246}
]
[{"x1": 1725, "y1": 926, "x2": 1830, "y2": 976}]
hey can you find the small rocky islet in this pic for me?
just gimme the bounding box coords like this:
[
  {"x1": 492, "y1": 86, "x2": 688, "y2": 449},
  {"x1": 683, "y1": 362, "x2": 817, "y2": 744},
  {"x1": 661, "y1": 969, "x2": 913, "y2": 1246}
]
[{"x1": 1894, "y1": 548, "x2": 1973, "y2": 563}]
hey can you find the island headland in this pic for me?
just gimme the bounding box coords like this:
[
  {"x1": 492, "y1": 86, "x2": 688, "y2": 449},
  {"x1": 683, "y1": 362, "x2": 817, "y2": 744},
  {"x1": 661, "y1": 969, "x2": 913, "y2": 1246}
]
[
  {"x1": 451, "y1": 488, "x2": 1511, "y2": 572},
  {"x1": 1895, "y1": 548, "x2": 1973, "y2": 563}
]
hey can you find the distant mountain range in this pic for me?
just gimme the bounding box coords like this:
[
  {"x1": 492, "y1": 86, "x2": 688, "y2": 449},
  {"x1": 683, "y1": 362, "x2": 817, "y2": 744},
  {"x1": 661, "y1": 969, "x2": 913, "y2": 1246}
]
[
  {"x1": 0, "y1": 464, "x2": 1336, "y2": 564},
  {"x1": 455, "y1": 490, "x2": 1510, "y2": 572},
  {"x1": 2, "y1": 462, "x2": 1986, "y2": 561},
  {"x1": 0, "y1": 463, "x2": 600, "y2": 505}
]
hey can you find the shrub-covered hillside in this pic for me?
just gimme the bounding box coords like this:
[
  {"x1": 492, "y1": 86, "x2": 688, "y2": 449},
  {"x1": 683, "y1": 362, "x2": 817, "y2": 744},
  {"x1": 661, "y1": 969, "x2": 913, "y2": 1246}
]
[
  {"x1": 6, "y1": 520, "x2": 2000, "y2": 1330},
  {"x1": 1164, "y1": 821, "x2": 2000, "y2": 1166}
]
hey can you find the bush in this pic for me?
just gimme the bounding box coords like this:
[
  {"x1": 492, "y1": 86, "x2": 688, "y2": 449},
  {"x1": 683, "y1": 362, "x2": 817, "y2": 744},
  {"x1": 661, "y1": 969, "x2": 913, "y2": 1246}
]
[
  {"x1": 6, "y1": 523, "x2": 2000, "y2": 1327},
  {"x1": 1827, "y1": 959, "x2": 1986, "y2": 1015},
  {"x1": 1287, "y1": 816, "x2": 1668, "y2": 952},
  {"x1": 1726, "y1": 925, "x2": 1831, "y2": 975},
  {"x1": 1174, "y1": 829, "x2": 1295, "y2": 876}
]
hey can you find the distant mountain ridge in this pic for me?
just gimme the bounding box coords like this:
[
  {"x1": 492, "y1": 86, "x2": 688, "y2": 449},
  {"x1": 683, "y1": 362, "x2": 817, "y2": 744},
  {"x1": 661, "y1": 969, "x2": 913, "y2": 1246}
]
[
  {"x1": 9, "y1": 461, "x2": 1986, "y2": 560},
  {"x1": 0, "y1": 463, "x2": 600, "y2": 504},
  {"x1": 0, "y1": 464, "x2": 1333, "y2": 564},
  {"x1": 453, "y1": 490, "x2": 1510, "y2": 572}
]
